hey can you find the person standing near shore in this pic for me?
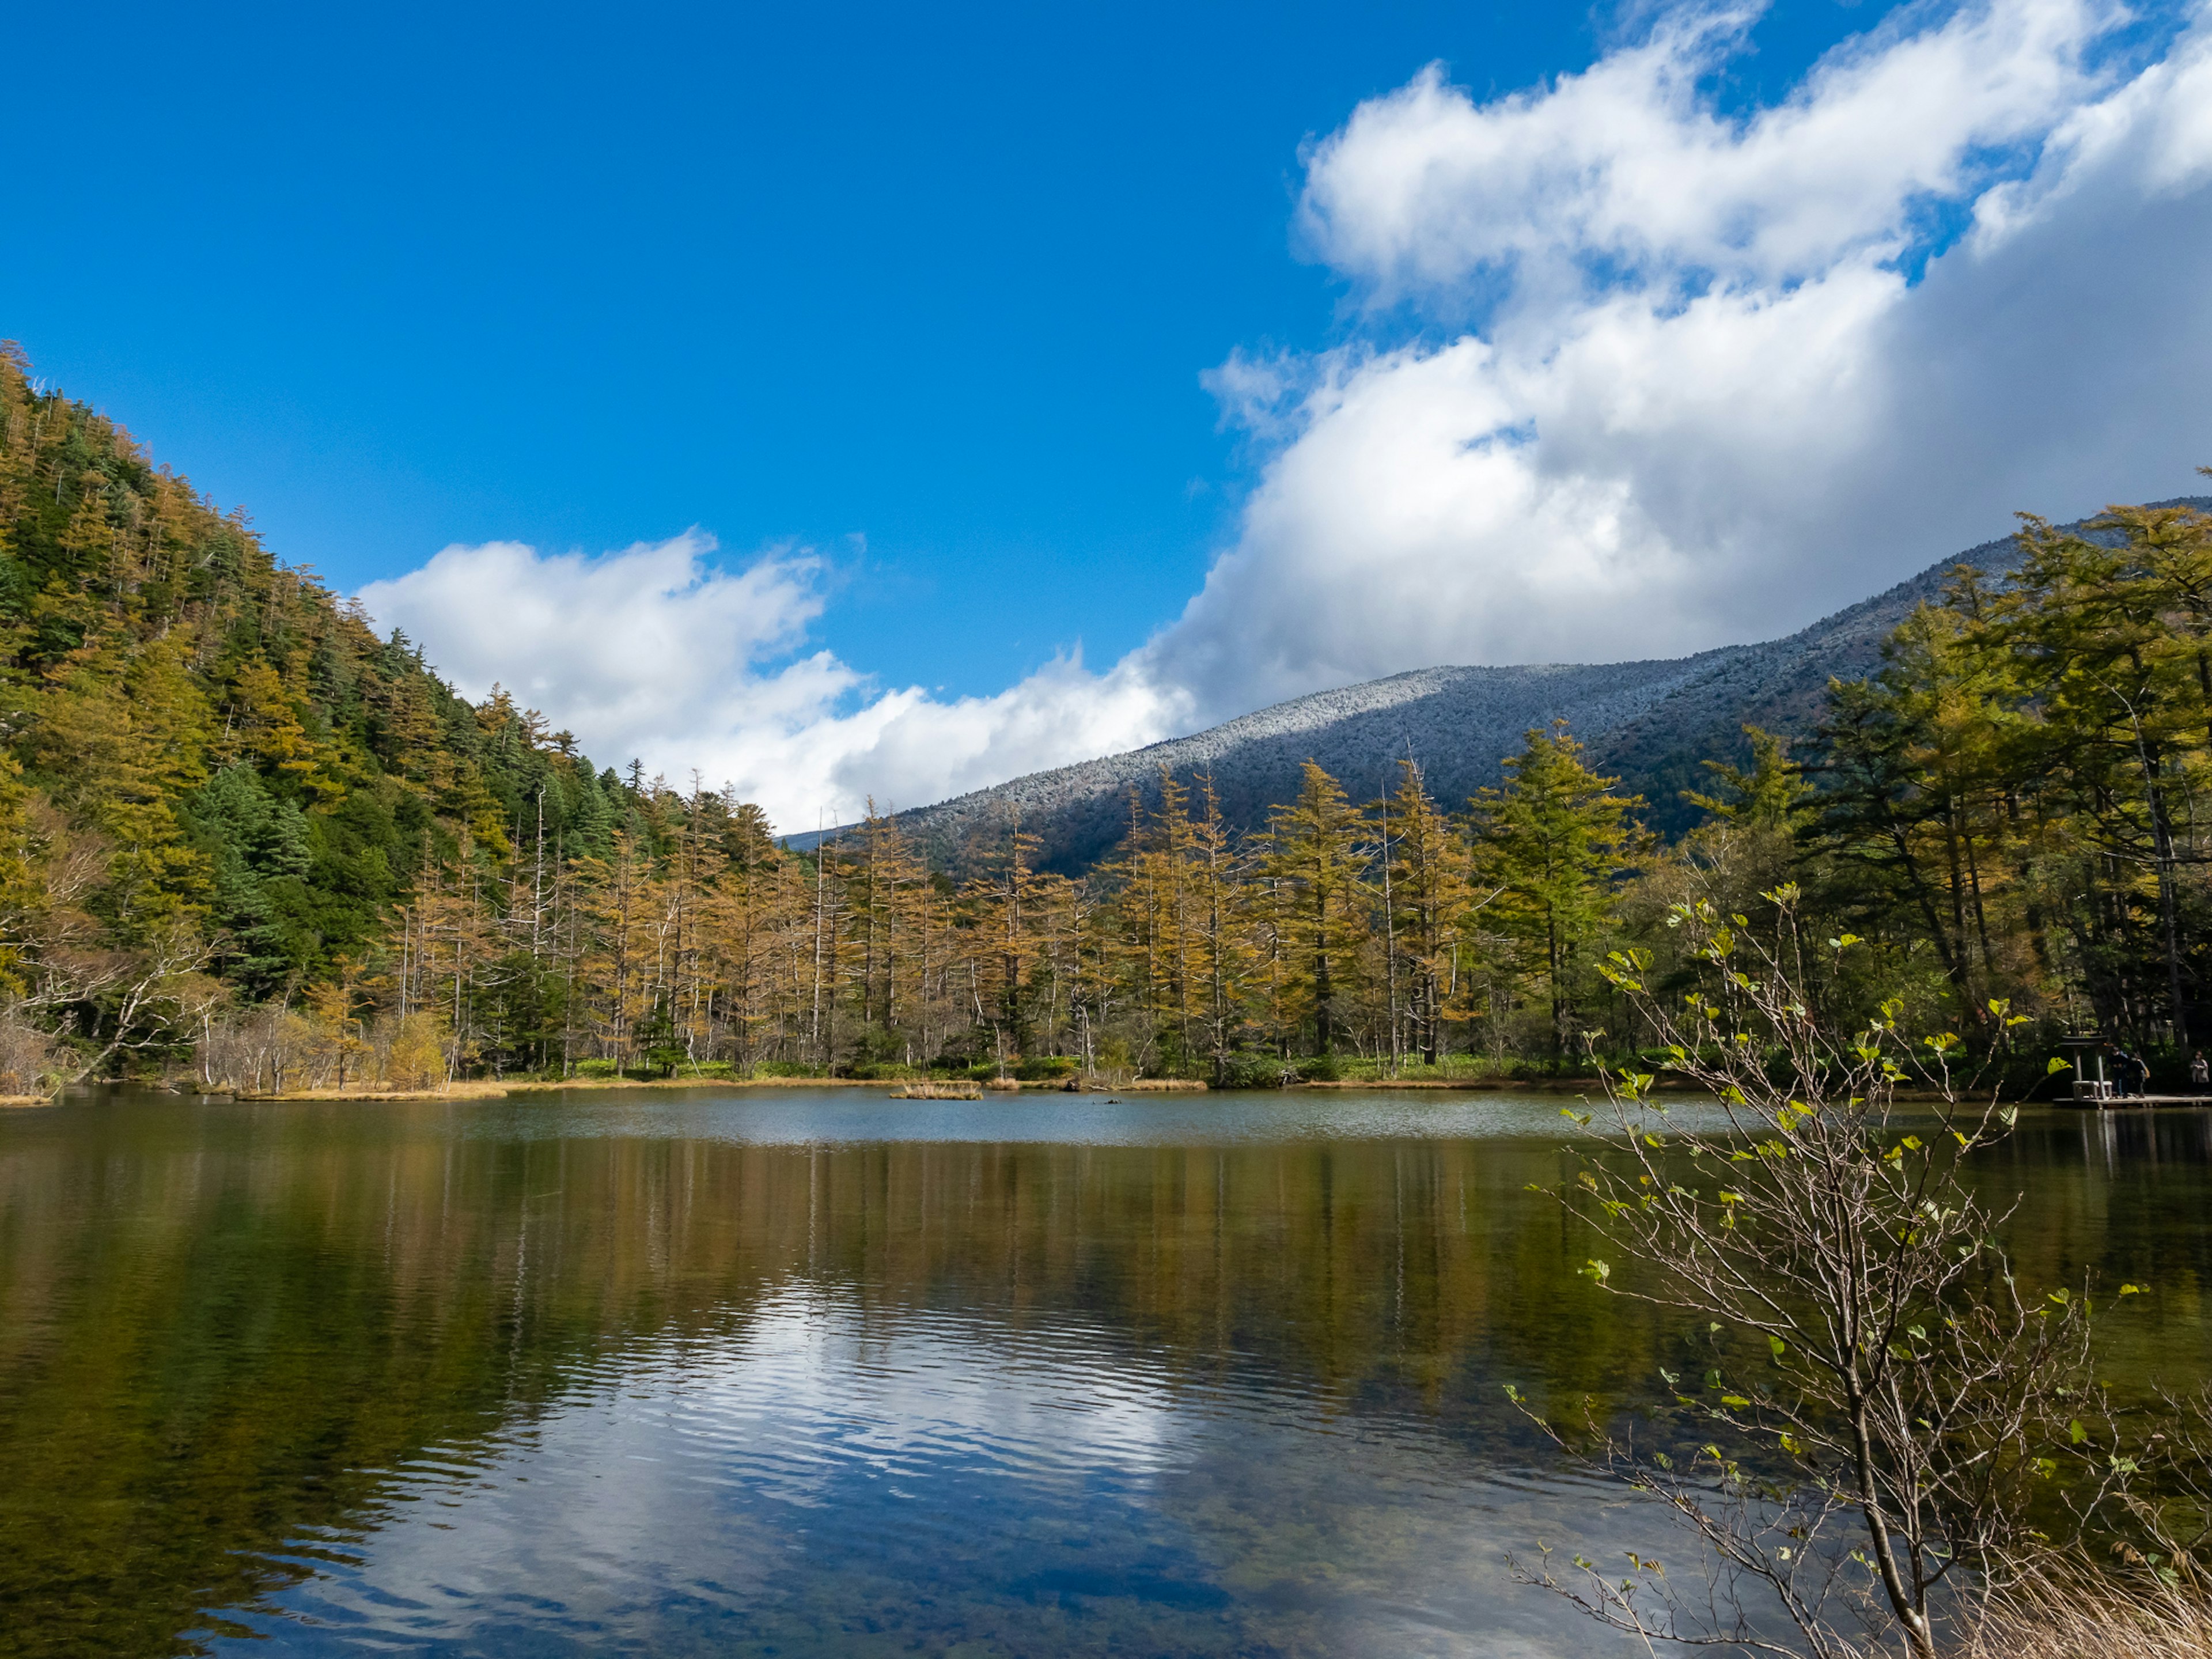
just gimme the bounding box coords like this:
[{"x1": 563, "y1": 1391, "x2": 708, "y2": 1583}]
[{"x1": 2192, "y1": 1051, "x2": 2208, "y2": 1090}]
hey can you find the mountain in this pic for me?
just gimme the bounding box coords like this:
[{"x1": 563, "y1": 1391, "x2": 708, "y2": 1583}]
[{"x1": 865, "y1": 503, "x2": 2211, "y2": 872}]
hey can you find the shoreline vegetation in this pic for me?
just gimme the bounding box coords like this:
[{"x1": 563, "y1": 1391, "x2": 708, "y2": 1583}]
[
  {"x1": 23, "y1": 1068, "x2": 2120, "y2": 1105},
  {"x1": 0, "y1": 351, "x2": 2209, "y2": 1109},
  {"x1": 206, "y1": 1074, "x2": 1218, "y2": 1103}
]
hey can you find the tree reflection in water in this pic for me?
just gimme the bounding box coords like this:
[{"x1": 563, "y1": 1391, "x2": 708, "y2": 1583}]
[{"x1": 0, "y1": 1091, "x2": 2204, "y2": 1657}]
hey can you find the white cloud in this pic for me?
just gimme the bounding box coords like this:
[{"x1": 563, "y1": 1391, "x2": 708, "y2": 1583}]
[
  {"x1": 359, "y1": 534, "x2": 1185, "y2": 832},
  {"x1": 1296, "y1": 1, "x2": 2116, "y2": 304},
  {"x1": 363, "y1": 0, "x2": 2212, "y2": 818},
  {"x1": 359, "y1": 532, "x2": 855, "y2": 742}
]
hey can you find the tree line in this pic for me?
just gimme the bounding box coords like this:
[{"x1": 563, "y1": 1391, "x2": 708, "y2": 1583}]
[{"x1": 0, "y1": 344, "x2": 2205, "y2": 1090}]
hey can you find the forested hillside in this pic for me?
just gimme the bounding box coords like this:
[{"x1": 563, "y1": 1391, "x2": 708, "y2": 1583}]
[
  {"x1": 2, "y1": 347, "x2": 2206, "y2": 1095},
  {"x1": 0, "y1": 346, "x2": 660, "y2": 1085}
]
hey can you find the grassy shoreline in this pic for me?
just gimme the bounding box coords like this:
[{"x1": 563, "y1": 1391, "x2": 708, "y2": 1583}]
[
  {"x1": 26, "y1": 1074, "x2": 2097, "y2": 1105},
  {"x1": 206, "y1": 1074, "x2": 1219, "y2": 1103}
]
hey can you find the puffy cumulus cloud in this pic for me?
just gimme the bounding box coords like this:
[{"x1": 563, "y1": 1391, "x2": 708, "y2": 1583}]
[
  {"x1": 358, "y1": 532, "x2": 855, "y2": 742},
  {"x1": 1296, "y1": 1, "x2": 2116, "y2": 305},
  {"x1": 358, "y1": 535, "x2": 1185, "y2": 832},
  {"x1": 1143, "y1": 0, "x2": 2212, "y2": 719}
]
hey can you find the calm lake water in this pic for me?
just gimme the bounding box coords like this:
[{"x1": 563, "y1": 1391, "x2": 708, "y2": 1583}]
[{"x1": 2, "y1": 1088, "x2": 2209, "y2": 1658}]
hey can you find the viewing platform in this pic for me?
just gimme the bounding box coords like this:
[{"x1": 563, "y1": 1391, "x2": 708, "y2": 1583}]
[
  {"x1": 2052, "y1": 1084, "x2": 2212, "y2": 1110},
  {"x1": 2059, "y1": 1093, "x2": 2212, "y2": 1109}
]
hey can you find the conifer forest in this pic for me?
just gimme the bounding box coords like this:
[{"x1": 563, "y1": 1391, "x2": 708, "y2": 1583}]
[{"x1": 2, "y1": 345, "x2": 2209, "y2": 1095}]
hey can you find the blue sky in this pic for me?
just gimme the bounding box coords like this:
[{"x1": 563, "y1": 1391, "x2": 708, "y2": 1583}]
[
  {"x1": 13, "y1": 0, "x2": 1908, "y2": 695},
  {"x1": 9, "y1": 0, "x2": 2211, "y2": 828}
]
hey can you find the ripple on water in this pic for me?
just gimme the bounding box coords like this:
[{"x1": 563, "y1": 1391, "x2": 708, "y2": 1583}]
[{"x1": 219, "y1": 1289, "x2": 1649, "y2": 1657}]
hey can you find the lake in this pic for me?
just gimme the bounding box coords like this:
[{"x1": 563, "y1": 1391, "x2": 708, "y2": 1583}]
[{"x1": 1, "y1": 1088, "x2": 2207, "y2": 1657}]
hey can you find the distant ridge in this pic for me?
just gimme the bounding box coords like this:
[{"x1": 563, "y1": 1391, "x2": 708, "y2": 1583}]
[{"x1": 812, "y1": 502, "x2": 2209, "y2": 873}]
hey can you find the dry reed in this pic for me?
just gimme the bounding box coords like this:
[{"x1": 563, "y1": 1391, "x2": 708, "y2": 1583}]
[
  {"x1": 0, "y1": 1003, "x2": 63, "y2": 1098},
  {"x1": 1959, "y1": 1562, "x2": 2212, "y2": 1658}
]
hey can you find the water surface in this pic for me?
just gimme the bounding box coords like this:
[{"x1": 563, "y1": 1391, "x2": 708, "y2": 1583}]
[{"x1": 2, "y1": 1088, "x2": 2207, "y2": 1657}]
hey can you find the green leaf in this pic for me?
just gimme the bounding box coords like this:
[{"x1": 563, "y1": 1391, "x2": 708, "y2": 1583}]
[
  {"x1": 2069, "y1": 1419, "x2": 2088, "y2": 1445},
  {"x1": 1580, "y1": 1259, "x2": 1611, "y2": 1285},
  {"x1": 2120, "y1": 1283, "x2": 2146, "y2": 1297},
  {"x1": 2048, "y1": 1056, "x2": 2072, "y2": 1075},
  {"x1": 1721, "y1": 1395, "x2": 1751, "y2": 1409},
  {"x1": 1767, "y1": 1335, "x2": 1786, "y2": 1360}
]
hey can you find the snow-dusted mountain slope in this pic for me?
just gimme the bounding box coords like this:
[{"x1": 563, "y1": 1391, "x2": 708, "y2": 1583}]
[{"x1": 829, "y1": 503, "x2": 2205, "y2": 873}]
